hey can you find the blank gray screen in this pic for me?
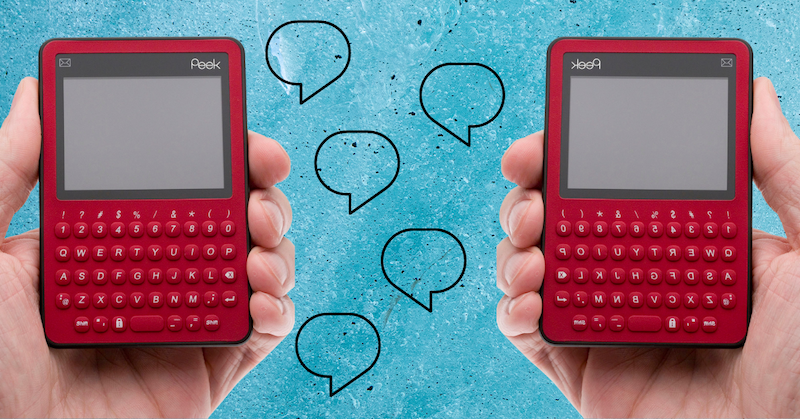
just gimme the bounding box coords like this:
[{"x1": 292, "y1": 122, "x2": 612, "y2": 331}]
[
  {"x1": 63, "y1": 77, "x2": 225, "y2": 191},
  {"x1": 567, "y1": 76, "x2": 728, "y2": 191}
]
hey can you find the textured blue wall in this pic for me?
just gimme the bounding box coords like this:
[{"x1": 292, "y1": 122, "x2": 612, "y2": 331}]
[{"x1": 1, "y1": 0, "x2": 793, "y2": 417}]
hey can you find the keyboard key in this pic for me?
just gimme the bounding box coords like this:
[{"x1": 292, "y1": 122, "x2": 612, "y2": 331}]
[
  {"x1": 186, "y1": 315, "x2": 201, "y2": 331},
  {"x1": 554, "y1": 290, "x2": 570, "y2": 307},
  {"x1": 683, "y1": 316, "x2": 699, "y2": 333},
  {"x1": 647, "y1": 268, "x2": 662, "y2": 285},
  {"x1": 666, "y1": 245, "x2": 681, "y2": 261},
  {"x1": 573, "y1": 291, "x2": 588, "y2": 307},
  {"x1": 56, "y1": 269, "x2": 70, "y2": 285},
  {"x1": 112, "y1": 316, "x2": 127, "y2": 332},
  {"x1": 131, "y1": 315, "x2": 164, "y2": 332},
  {"x1": 684, "y1": 222, "x2": 700, "y2": 238},
  {"x1": 167, "y1": 268, "x2": 182, "y2": 284},
  {"x1": 629, "y1": 292, "x2": 644, "y2": 308},
  {"x1": 572, "y1": 315, "x2": 588, "y2": 331},
  {"x1": 185, "y1": 268, "x2": 200, "y2": 284},
  {"x1": 166, "y1": 245, "x2": 181, "y2": 261},
  {"x1": 168, "y1": 315, "x2": 183, "y2": 332},
  {"x1": 684, "y1": 269, "x2": 699, "y2": 285},
  {"x1": 203, "y1": 244, "x2": 218, "y2": 260},
  {"x1": 129, "y1": 245, "x2": 144, "y2": 261},
  {"x1": 556, "y1": 220, "x2": 571, "y2": 236},
  {"x1": 666, "y1": 269, "x2": 681, "y2": 285},
  {"x1": 130, "y1": 292, "x2": 146, "y2": 308},
  {"x1": 647, "y1": 245, "x2": 662, "y2": 261},
  {"x1": 629, "y1": 245, "x2": 644, "y2": 261},
  {"x1": 591, "y1": 315, "x2": 606, "y2": 331},
  {"x1": 148, "y1": 268, "x2": 163, "y2": 284},
  {"x1": 184, "y1": 221, "x2": 199, "y2": 237},
  {"x1": 685, "y1": 246, "x2": 700, "y2": 262},
  {"x1": 665, "y1": 316, "x2": 680, "y2": 332},
  {"x1": 628, "y1": 315, "x2": 661, "y2": 332},
  {"x1": 702, "y1": 317, "x2": 718, "y2": 333},
  {"x1": 702, "y1": 246, "x2": 718, "y2": 262},
  {"x1": 55, "y1": 222, "x2": 70, "y2": 238},
  {"x1": 684, "y1": 292, "x2": 700, "y2": 309},
  {"x1": 721, "y1": 293, "x2": 736, "y2": 309},
  {"x1": 591, "y1": 268, "x2": 607, "y2": 284},
  {"x1": 111, "y1": 292, "x2": 127, "y2": 308},
  {"x1": 186, "y1": 291, "x2": 201, "y2": 307},
  {"x1": 92, "y1": 246, "x2": 107, "y2": 262},
  {"x1": 130, "y1": 268, "x2": 145, "y2": 285},
  {"x1": 611, "y1": 245, "x2": 625, "y2": 261},
  {"x1": 74, "y1": 317, "x2": 90, "y2": 333},
  {"x1": 93, "y1": 293, "x2": 108, "y2": 309},
  {"x1": 609, "y1": 315, "x2": 625, "y2": 332},
  {"x1": 55, "y1": 246, "x2": 70, "y2": 262},
  {"x1": 110, "y1": 245, "x2": 126, "y2": 262},
  {"x1": 74, "y1": 222, "x2": 89, "y2": 238},
  {"x1": 222, "y1": 291, "x2": 238, "y2": 307},
  {"x1": 56, "y1": 293, "x2": 71, "y2": 309},
  {"x1": 611, "y1": 221, "x2": 626, "y2": 237},
  {"x1": 202, "y1": 221, "x2": 217, "y2": 237},
  {"x1": 703, "y1": 269, "x2": 718, "y2": 285},
  {"x1": 722, "y1": 246, "x2": 737, "y2": 262},
  {"x1": 167, "y1": 292, "x2": 182, "y2": 308},
  {"x1": 74, "y1": 269, "x2": 89, "y2": 285},
  {"x1": 574, "y1": 244, "x2": 589, "y2": 261},
  {"x1": 92, "y1": 222, "x2": 107, "y2": 238},
  {"x1": 110, "y1": 222, "x2": 126, "y2": 238},
  {"x1": 703, "y1": 222, "x2": 718, "y2": 238},
  {"x1": 93, "y1": 316, "x2": 109, "y2": 333},
  {"x1": 165, "y1": 221, "x2": 181, "y2": 237},
  {"x1": 184, "y1": 244, "x2": 200, "y2": 261},
  {"x1": 592, "y1": 245, "x2": 607, "y2": 261},
  {"x1": 721, "y1": 222, "x2": 737, "y2": 239},
  {"x1": 575, "y1": 221, "x2": 590, "y2": 237},
  {"x1": 221, "y1": 220, "x2": 236, "y2": 237},
  {"x1": 610, "y1": 268, "x2": 625, "y2": 284},
  {"x1": 666, "y1": 222, "x2": 681, "y2": 238},
  {"x1": 555, "y1": 267, "x2": 570, "y2": 284},
  {"x1": 555, "y1": 244, "x2": 571, "y2": 260},
  {"x1": 128, "y1": 221, "x2": 144, "y2": 238},
  {"x1": 147, "y1": 221, "x2": 162, "y2": 237},
  {"x1": 205, "y1": 291, "x2": 219, "y2": 307},
  {"x1": 92, "y1": 269, "x2": 107, "y2": 285},
  {"x1": 721, "y1": 269, "x2": 736, "y2": 285},
  {"x1": 646, "y1": 292, "x2": 662, "y2": 308},
  {"x1": 74, "y1": 246, "x2": 89, "y2": 262},
  {"x1": 574, "y1": 268, "x2": 588, "y2": 284},
  {"x1": 593, "y1": 221, "x2": 608, "y2": 237},
  {"x1": 221, "y1": 244, "x2": 237, "y2": 260},
  {"x1": 149, "y1": 292, "x2": 164, "y2": 308},
  {"x1": 147, "y1": 245, "x2": 163, "y2": 261},
  {"x1": 204, "y1": 315, "x2": 220, "y2": 331},
  {"x1": 665, "y1": 292, "x2": 681, "y2": 309},
  {"x1": 204, "y1": 268, "x2": 219, "y2": 284},
  {"x1": 74, "y1": 293, "x2": 89, "y2": 309},
  {"x1": 630, "y1": 221, "x2": 645, "y2": 237},
  {"x1": 111, "y1": 269, "x2": 126, "y2": 285},
  {"x1": 591, "y1": 291, "x2": 606, "y2": 307},
  {"x1": 610, "y1": 292, "x2": 625, "y2": 308},
  {"x1": 648, "y1": 222, "x2": 663, "y2": 238},
  {"x1": 629, "y1": 269, "x2": 644, "y2": 285}
]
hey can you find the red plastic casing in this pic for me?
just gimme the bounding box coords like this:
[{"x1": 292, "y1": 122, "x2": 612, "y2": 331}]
[
  {"x1": 541, "y1": 38, "x2": 752, "y2": 346},
  {"x1": 39, "y1": 38, "x2": 251, "y2": 346}
]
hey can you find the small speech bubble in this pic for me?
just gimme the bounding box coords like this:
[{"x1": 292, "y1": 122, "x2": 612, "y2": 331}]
[
  {"x1": 314, "y1": 131, "x2": 400, "y2": 214},
  {"x1": 419, "y1": 63, "x2": 505, "y2": 146},
  {"x1": 381, "y1": 228, "x2": 466, "y2": 312},
  {"x1": 266, "y1": 20, "x2": 351, "y2": 104},
  {"x1": 296, "y1": 313, "x2": 381, "y2": 397}
]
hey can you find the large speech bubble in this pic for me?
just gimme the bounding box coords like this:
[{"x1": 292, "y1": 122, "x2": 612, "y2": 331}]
[
  {"x1": 266, "y1": 20, "x2": 351, "y2": 104},
  {"x1": 296, "y1": 313, "x2": 381, "y2": 397},
  {"x1": 314, "y1": 130, "x2": 400, "y2": 214},
  {"x1": 419, "y1": 63, "x2": 505, "y2": 146},
  {"x1": 381, "y1": 228, "x2": 466, "y2": 312}
]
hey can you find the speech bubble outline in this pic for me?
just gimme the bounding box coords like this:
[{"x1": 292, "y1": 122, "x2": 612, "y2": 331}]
[
  {"x1": 314, "y1": 130, "x2": 400, "y2": 214},
  {"x1": 295, "y1": 313, "x2": 381, "y2": 397},
  {"x1": 265, "y1": 20, "x2": 352, "y2": 104},
  {"x1": 381, "y1": 228, "x2": 467, "y2": 312},
  {"x1": 419, "y1": 63, "x2": 506, "y2": 147}
]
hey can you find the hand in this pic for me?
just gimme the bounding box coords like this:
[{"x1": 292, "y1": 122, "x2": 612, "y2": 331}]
[
  {"x1": 496, "y1": 77, "x2": 800, "y2": 417},
  {"x1": 0, "y1": 78, "x2": 295, "y2": 417}
]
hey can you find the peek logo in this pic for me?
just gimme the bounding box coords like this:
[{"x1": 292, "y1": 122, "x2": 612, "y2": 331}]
[
  {"x1": 571, "y1": 58, "x2": 601, "y2": 70},
  {"x1": 191, "y1": 58, "x2": 221, "y2": 70}
]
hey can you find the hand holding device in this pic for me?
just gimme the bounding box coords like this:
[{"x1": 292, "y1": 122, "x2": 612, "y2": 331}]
[
  {"x1": 496, "y1": 77, "x2": 800, "y2": 417},
  {"x1": 0, "y1": 78, "x2": 294, "y2": 416}
]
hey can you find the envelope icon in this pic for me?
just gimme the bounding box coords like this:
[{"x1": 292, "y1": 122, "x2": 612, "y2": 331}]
[
  {"x1": 720, "y1": 58, "x2": 733, "y2": 68},
  {"x1": 58, "y1": 58, "x2": 71, "y2": 67}
]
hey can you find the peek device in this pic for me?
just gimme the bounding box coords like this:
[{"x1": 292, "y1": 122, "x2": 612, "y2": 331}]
[
  {"x1": 541, "y1": 38, "x2": 752, "y2": 346},
  {"x1": 39, "y1": 38, "x2": 250, "y2": 346}
]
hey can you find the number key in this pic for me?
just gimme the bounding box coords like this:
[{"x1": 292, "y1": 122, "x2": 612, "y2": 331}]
[
  {"x1": 666, "y1": 222, "x2": 681, "y2": 238},
  {"x1": 722, "y1": 222, "x2": 737, "y2": 239},
  {"x1": 611, "y1": 221, "x2": 626, "y2": 237},
  {"x1": 55, "y1": 222, "x2": 70, "y2": 238},
  {"x1": 147, "y1": 221, "x2": 162, "y2": 238},
  {"x1": 575, "y1": 221, "x2": 590, "y2": 237},
  {"x1": 202, "y1": 221, "x2": 217, "y2": 237},
  {"x1": 221, "y1": 220, "x2": 236, "y2": 237},
  {"x1": 110, "y1": 222, "x2": 125, "y2": 238},
  {"x1": 92, "y1": 222, "x2": 107, "y2": 238},
  {"x1": 593, "y1": 221, "x2": 608, "y2": 237},
  {"x1": 165, "y1": 221, "x2": 181, "y2": 237},
  {"x1": 184, "y1": 221, "x2": 199, "y2": 237},
  {"x1": 685, "y1": 222, "x2": 700, "y2": 238},
  {"x1": 648, "y1": 222, "x2": 663, "y2": 237},
  {"x1": 129, "y1": 222, "x2": 144, "y2": 238},
  {"x1": 555, "y1": 220, "x2": 571, "y2": 237},
  {"x1": 703, "y1": 222, "x2": 718, "y2": 238},
  {"x1": 630, "y1": 221, "x2": 645, "y2": 237},
  {"x1": 74, "y1": 222, "x2": 89, "y2": 238}
]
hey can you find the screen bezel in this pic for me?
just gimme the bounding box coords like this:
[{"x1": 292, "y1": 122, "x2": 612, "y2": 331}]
[
  {"x1": 55, "y1": 52, "x2": 233, "y2": 200},
  {"x1": 559, "y1": 52, "x2": 737, "y2": 200}
]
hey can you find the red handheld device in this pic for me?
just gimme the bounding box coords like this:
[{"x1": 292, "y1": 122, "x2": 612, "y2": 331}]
[
  {"x1": 39, "y1": 38, "x2": 251, "y2": 346},
  {"x1": 541, "y1": 38, "x2": 752, "y2": 346}
]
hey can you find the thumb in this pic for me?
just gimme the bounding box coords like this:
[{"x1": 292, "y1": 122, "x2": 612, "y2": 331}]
[{"x1": 0, "y1": 77, "x2": 40, "y2": 238}]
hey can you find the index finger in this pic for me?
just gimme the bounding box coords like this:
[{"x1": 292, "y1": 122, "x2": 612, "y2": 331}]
[
  {"x1": 501, "y1": 131, "x2": 544, "y2": 189},
  {"x1": 248, "y1": 130, "x2": 291, "y2": 188}
]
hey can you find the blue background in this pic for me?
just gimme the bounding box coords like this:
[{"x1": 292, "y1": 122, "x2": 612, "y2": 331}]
[{"x1": 1, "y1": 0, "x2": 793, "y2": 417}]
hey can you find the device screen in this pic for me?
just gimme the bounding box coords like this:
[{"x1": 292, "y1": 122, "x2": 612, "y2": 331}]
[
  {"x1": 560, "y1": 53, "x2": 736, "y2": 200},
  {"x1": 55, "y1": 53, "x2": 232, "y2": 200}
]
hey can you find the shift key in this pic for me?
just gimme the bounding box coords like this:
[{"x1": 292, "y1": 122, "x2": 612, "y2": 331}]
[
  {"x1": 628, "y1": 315, "x2": 662, "y2": 332},
  {"x1": 131, "y1": 315, "x2": 165, "y2": 332}
]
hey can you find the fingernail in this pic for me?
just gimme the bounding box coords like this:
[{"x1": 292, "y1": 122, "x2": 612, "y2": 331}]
[
  {"x1": 507, "y1": 200, "x2": 530, "y2": 236},
  {"x1": 507, "y1": 295, "x2": 520, "y2": 315},
  {"x1": 503, "y1": 251, "x2": 532, "y2": 287},
  {"x1": 259, "y1": 250, "x2": 289, "y2": 286},
  {"x1": 260, "y1": 197, "x2": 284, "y2": 236},
  {"x1": 263, "y1": 292, "x2": 286, "y2": 315},
  {"x1": 10, "y1": 80, "x2": 25, "y2": 111}
]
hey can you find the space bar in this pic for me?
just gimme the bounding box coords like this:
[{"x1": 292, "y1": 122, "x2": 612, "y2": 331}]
[
  {"x1": 628, "y1": 315, "x2": 662, "y2": 332},
  {"x1": 130, "y1": 315, "x2": 165, "y2": 332}
]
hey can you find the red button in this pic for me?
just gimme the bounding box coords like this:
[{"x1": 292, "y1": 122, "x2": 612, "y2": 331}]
[
  {"x1": 167, "y1": 292, "x2": 182, "y2": 308},
  {"x1": 684, "y1": 269, "x2": 699, "y2": 285},
  {"x1": 74, "y1": 222, "x2": 89, "y2": 238},
  {"x1": 703, "y1": 222, "x2": 718, "y2": 238},
  {"x1": 111, "y1": 316, "x2": 127, "y2": 332},
  {"x1": 74, "y1": 317, "x2": 90, "y2": 333},
  {"x1": 130, "y1": 315, "x2": 165, "y2": 332},
  {"x1": 665, "y1": 292, "x2": 681, "y2": 309},
  {"x1": 148, "y1": 268, "x2": 163, "y2": 284},
  {"x1": 55, "y1": 269, "x2": 71, "y2": 285},
  {"x1": 629, "y1": 245, "x2": 644, "y2": 261},
  {"x1": 128, "y1": 221, "x2": 144, "y2": 238},
  {"x1": 184, "y1": 221, "x2": 199, "y2": 237},
  {"x1": 130, "y1": 292, "x2": 146, "y2": 308},
  {"x1": 147, "y1": 221, "x2": 162, "y2": 237},
  {"x1": 683, "y1": 316, "x2": 699, "y2": 333},
  {"x1": 165, "y1": 221, "x2": 181, "y2": 237},
  {"x1": 74, "y1": 269, "x2": 89, "y2": 285},
  {"x1": 93, "y1": 292, "x2": 108, "y2": 309},
  {"x1": 647, "y1": 245, "x2": 662, "y2": 261},
  {"x1": 609, "y1": 315, "x2": 625, "y2": 332},
  {"x1": 702, "y1": 246, "x2": 718, "y2": 262},
  {"x1": 593, "y1": 221, "x2": 608, "y2": 237},
  {"x1": 684, "y1": 222, "x2": 700, "y2": 238},
  {"x1": 703, "y1": 269, "x2": 718, "y2": 285},
  {"x1": 204, "y1": 267, "x2": 219, "y2": 284},
  {"x1": 591, "y1": 315, "x2": 606, "y2": 331},
  {"x1": 186, "y1": 315, "x2": 201, "y2": 331},
  {"x1": 572, "y1": 315, "x2": 587, "y2": 331},
  {"x1": 628, "y1": 292, "x2": 644, "y2": 308},
  {"x1": 555, "y1": 268, "x2": 570, "y2": 284},
  {"x1": 610, "y1": 292, "x2": 625, "y2": 308},
  {"x1": 92, "y1": 222, "x2": 107, "y2": 238},
  {"x1": 648, "y1": 222, "x2": 663, "y2": 238},
  {"x1": 184, "y1": 244, "x2": 200, "y2": 261},
  {"x1": 702, "y1": 293, "x2": 718, "y2": 309},
  {"x1": 721, "y1": 293, "x2": 736, "y2": 309},
  {"x1": 646, "y1": 292, "x2": 662, "y2": 308},
  {"x1": 666, "y1": 222, "x2": 681, "y2": 238},
  {"x1": 147, "y1": 245, "x2": 163, "y2": 261},
  {"x1": 721, "y1": 222, "x2": 737, "y2": 239},
  {"x1": 555, "y1": 244, "x2": 571, "y2": 260},
  {"x1": 630, "y1": 221, "x2": 645, "y2": 237},
  {"x1": 167, "y1": 268, "x2": 182, "y2": 284},
  {"x1": 647, "y1": 268, "x2": 662, "y2": 285},
  {"x1": 92, "y1": 246, "x2": 107, "y2": 262},
  {"x1": 573, "y1": 291, "x2": 588, "y2": 307},
  {"x1": 203, "y1": 244, "x2": 218, "y2": 260},
  {"x1": 222, "y1": 268, "x2": 237, "y2": 283},
  {"x1": 110, "y1": 222, "x2": 125, "y2": 238},
  {"x1": 149, "y1": 292, "x2": 164, "y2": 308},
  {"x1": 74, "y1": 292, "x2": 89, "y2": 309},
  {"x1": 684, "y1": 292, "x2": 699, "y2": 309},
  {"x1": 702, "y1": 317, "x2": 718, "y2": 333},
  {"x1": 556, "y1": 220, "x2": 571, "y2": 236},
  {"x1": 574, "y1": 268, "x2": 588, "y2": 284},
  {"x1": 611, "y1": 221, "x2": 626, "y2": 237},
  {"x1": 129, "y1": 245, "x2": 145, "y2": 261},
  {"x1": 205, "y1": 315, "x2": 221, "y2": 331},
  {"x1": 56, "y1": 293, "x2": 71, "y2": 309},
  {"x1": 93, "y1": 316, "x2": 109, "y2": 333},
  {"x1": 685, "y1": 246, "x2": 700, "y2": 262},
  {"x1": 666, "y1": 245, "x2": 681, "y2": 261},
  {"x1": 166, "y1": 245, "x2": 181, "y2": 261},
  {"x1": 666, "y1": 269, "x2": 681, "y2": 285},
  {"x1": 222, "y1": 291, "x2": 238, "y2": 307},
  {"x1": 185, "y1": 268, "x2": 200, "y2": 284},
  {"x1": 722, "y1": 246, "x2": 737, "y2": 262},
  {"x1": 204, "y1": 291, "x2": 219, "y2": 307},
  {"x1": 591, "y1": 291, "x2": 606, "y2": 307},
  {"x1": 74, "y1": 246, "x2": 89, "y2": 262},
  {"x1": 574, "y1": 244, "x2": 589, "y2": 261},
  {"x1": 554, "y1": 291, "x2": 570, "y2": 307},
  {"x1": 55, "y1": 222, "x2": 70, "y2": 238},
  {"x1": 592, "y1": 268, "x2": 607, "y2": 284},
  {"x1": 186, "y1": 291, "x2": 201, "y2": 307},
  {"x1": 628, "y1": 315, "x2": 661, "y2": 332},
  {"x1": 610, "y1": 268, "x2": 625, "y2": 284},
  {"x1": 665, "y1": 316, "x2": 680, "y2": 332},
  {"x1": 221, "y1": 244, "x2": 237, "y2": 260},
  {"x1": 221, "y1": 220, "x2": 236, "y2": 237},
  {"x1": 592, "y1": 245, "x2": 607, "y2": 261},
  {"x1": 110, "y1": 245, "x2": 126, "y2": 261},
  {"x1": 202, "y1": 221, "x2": 217, "y2": 237},
  {"x1": 167, "y1": 315, "x2": 183, "y2": 332},
  {"x1": 628, "y1": 268, "x2": 643, "y2": 285},
  {"x1": 575, "y1": 221, "x2": 590, "y2": 237},
  {"x1": 130, "y1": 268, "x2": 145, "y2": 285},
  {"x1": 611, "y1": 245, "x2": 626, "y2": 261},
  {"x1": 721, "y1": 270, "x2": 737, "y2": 286},
  {"x1": 111, "y1": 292, "x2": 127, "y2": 308}
]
